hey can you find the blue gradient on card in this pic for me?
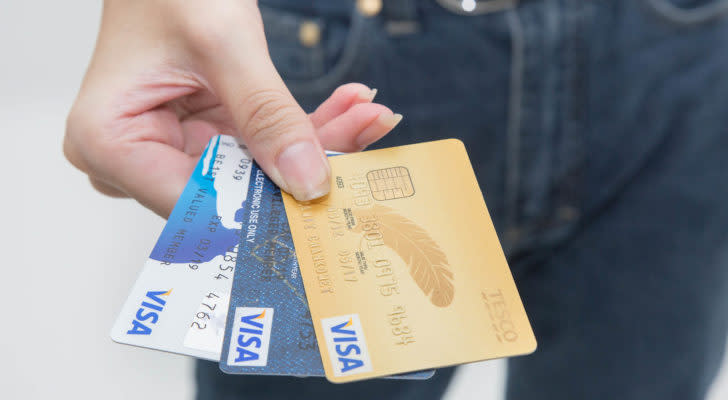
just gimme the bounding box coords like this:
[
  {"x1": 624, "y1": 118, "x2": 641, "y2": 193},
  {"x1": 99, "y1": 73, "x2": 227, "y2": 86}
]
[{"x1": 149, "y1": 137, "x2": 240, "y2": 265}]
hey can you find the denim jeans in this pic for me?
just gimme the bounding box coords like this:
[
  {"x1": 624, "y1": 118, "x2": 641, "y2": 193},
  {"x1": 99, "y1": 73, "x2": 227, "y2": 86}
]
[{"x1": 196, "y1": 0, "x2": 728, "y2": 398}]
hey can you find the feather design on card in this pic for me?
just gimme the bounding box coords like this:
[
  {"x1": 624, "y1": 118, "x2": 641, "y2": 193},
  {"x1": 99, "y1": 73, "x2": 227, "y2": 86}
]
[{"x1": 353, "y1": 204, "x2": 454, "y2": 307}]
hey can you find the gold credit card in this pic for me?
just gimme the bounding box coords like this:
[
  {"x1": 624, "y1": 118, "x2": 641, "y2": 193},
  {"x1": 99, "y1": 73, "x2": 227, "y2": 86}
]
[{"x1": 282, "y1": 139, "x2": 536, "y2": 383}]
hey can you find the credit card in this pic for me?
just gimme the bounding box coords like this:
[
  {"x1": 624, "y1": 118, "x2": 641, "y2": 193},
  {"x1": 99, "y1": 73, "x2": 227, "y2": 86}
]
[
  {"x1": 219, "y1": 160, "x2": 434, "y2": 380},
  {"x1": 282, "y1": 139, "x2": 537, "y2": 383},
  {"x1": 111, "y1": 135, "x2": 253, "y2": 360}
]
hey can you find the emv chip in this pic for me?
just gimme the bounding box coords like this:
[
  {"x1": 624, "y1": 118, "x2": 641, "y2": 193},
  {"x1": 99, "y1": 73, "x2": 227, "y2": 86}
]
[{"x1": 366, "y1": 167, "x2": 415, "y2": 201}]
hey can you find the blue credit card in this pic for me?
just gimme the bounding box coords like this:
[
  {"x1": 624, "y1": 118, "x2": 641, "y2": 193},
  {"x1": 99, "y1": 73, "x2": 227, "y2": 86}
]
[
  {"x1": 219, "y1": 161, "x2": 435, "y2": 380},
  {"x1": 111, "y1": 135, "x2": 253, "y2": 360}
]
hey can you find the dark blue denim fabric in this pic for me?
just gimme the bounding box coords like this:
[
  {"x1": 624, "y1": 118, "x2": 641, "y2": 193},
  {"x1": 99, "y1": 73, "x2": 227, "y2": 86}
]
[{"x1": 196, "y1": 0, "x2": 728, "y2": 398}]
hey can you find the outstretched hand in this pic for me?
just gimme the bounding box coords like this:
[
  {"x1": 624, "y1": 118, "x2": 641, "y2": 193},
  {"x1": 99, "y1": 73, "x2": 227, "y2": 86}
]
[{"x1": 64, "y1": 0, "x2": 400, "y2": 217}]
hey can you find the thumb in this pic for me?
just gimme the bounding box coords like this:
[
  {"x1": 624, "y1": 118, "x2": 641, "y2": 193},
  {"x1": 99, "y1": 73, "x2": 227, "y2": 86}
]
[{"x1": 200, "y1": 17, "x2": 330, "y2": 201}]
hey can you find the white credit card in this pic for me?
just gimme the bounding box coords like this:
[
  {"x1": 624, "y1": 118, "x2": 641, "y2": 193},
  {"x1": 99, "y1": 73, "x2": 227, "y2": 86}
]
[{"x1": 111, "y1": 135, "x2": 253, "y2": 360}]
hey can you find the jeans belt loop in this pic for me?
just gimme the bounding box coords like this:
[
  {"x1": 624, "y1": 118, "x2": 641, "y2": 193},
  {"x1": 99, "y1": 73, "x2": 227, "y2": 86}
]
[
  {"x1": 383, "y1": 0, "x2": 419, "y2": 19},
  {"x1": 382, "y1": 0, "x2": 421, "y2": 35}
]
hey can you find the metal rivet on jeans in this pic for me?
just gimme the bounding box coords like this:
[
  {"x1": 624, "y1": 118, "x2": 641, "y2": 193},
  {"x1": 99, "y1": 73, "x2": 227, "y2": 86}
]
[
  {"x1": 557, "y1": 206, "x2": 580, "y2": 222},
  {"x1": 357, "y1": 0, "x2": 383, "y2": 17},
  {"x1": 298, "y1": 21, "x2": 321, "y2": 48}
]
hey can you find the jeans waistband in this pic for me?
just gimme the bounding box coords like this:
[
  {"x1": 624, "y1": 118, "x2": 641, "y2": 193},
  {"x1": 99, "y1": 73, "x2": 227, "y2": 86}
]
[
  {"x1": 258, "y1": 0, "x2": 518, "y2": 18},
  {"x1": 259, "y1": 0, "x2": 354, "y2": 17}
]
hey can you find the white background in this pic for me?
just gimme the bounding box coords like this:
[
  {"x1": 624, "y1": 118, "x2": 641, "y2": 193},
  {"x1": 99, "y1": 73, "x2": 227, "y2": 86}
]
[{"x1": 0, "y1": 2, "x2": 725, "y2": 399}]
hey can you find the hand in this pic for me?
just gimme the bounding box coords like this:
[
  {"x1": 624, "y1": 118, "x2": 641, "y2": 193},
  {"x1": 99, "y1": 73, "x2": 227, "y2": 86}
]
[{"x1": 64, "y1": 0, "x2": 401, "y2": 217}]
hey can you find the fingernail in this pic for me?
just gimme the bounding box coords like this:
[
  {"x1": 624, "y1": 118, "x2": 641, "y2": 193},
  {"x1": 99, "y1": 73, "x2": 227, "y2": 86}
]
[
  {"x1": 355, "y1": 113, "x2": 404, "y2": 149},
  {"x1": 276, "y1": 141, "x2": 331, "y2": 201},
  {"x1": 358, "y1": 88, "x2": 378, "y2": 102},
  {"x1": 383, "y1": 112, "x2": 403, "y2": 128}
]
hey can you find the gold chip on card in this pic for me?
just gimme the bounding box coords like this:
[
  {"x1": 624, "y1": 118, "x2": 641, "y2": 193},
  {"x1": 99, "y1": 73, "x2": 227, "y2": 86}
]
[{"x1": 366, "y1": 167, "x2": 415, "y2": 201}]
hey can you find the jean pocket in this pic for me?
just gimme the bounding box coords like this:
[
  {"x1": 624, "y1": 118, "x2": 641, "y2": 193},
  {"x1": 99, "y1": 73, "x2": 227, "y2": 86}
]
[
  {"x1": 643, "y1": 0, "x2": 728, "y2": 25},
  {"x1": 260, "y1": 4, "x2": 371, "y2": 95}
]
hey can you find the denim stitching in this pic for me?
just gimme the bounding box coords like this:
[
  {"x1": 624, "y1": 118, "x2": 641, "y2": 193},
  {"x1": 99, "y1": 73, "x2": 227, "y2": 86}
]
[
  {"x1": 645, "y1": 0, "x2": 728, "y2": 25},
  {"x1": 288, "y1": 9, "x2": 370, "y2": 94}
]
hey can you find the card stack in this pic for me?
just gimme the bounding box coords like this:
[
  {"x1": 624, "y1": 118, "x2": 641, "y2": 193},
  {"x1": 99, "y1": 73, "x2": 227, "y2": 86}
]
[{"x1": 111, "y1": 135, "x2": 535, "y2": 383}]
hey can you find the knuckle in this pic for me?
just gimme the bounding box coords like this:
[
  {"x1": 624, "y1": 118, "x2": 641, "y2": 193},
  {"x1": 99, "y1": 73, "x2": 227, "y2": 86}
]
[
  {"x1": 179, "y1": 3, "x2": 262, "y2": 54},
  {"x1": 241, "y1": 89, "x2": 302, "y2": 144},
  {"x1": 64, "y1": 106, "x2": 91, "y2": 172},
  {"x1": 89, "y1": 177, "x2": 127, "y2": 198},
  {"x1": 64, "y1": 103, "x2": 112, "y2": 176},
  {"x1": 183, "y1": 20, "x2": 225, "y2": 53}
]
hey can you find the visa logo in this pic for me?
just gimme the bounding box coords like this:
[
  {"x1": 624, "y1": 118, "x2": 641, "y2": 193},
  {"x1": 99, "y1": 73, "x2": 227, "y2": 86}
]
[
  {"x1": 127, "y1": 290, "x2": 171, "y2": 335},
  {"x1": 321, "y1": 314, "x2": 373, "y2": 377},
  {"x1": 227, "y1": 307, "x2": 274, "y2": 367}
]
